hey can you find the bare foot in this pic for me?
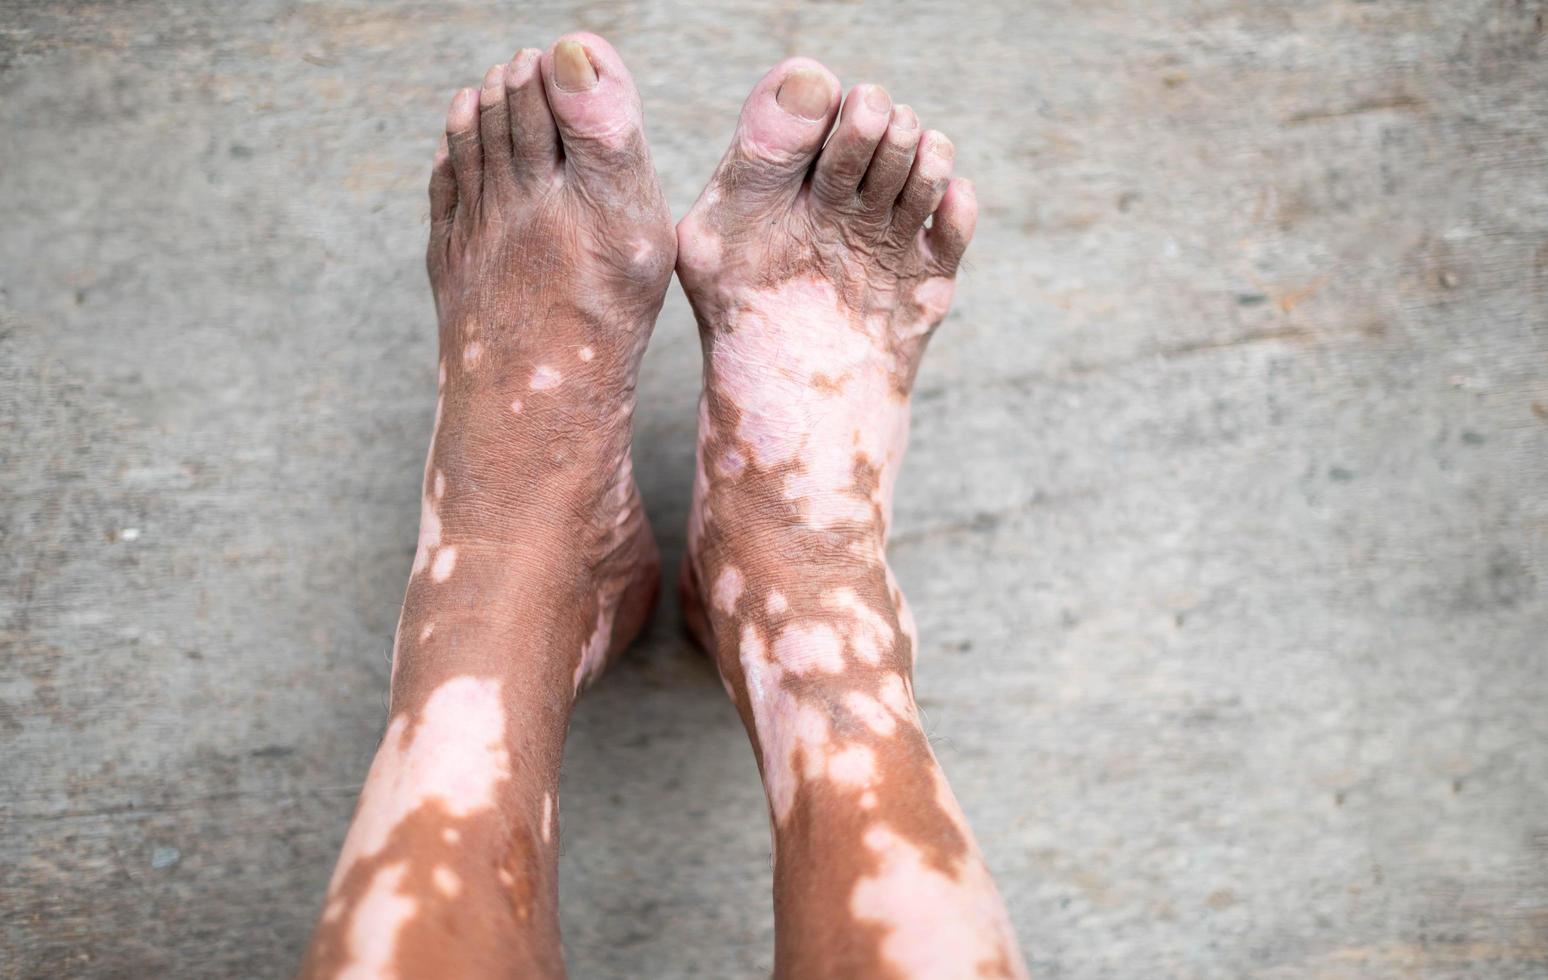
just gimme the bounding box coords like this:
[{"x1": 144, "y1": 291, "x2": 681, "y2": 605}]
[
  {"x1": 301, "y1": 33, "x2": 674, "y2": 979},
  {"x1": 415, "y1": 32, "x2": 675, "y2": 695},
  {"x1": 677, "y1": 59, "x2": 1025, "y2": 978}
]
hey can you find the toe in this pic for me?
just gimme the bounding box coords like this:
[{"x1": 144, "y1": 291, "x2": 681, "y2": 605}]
[
  {"x1": 445, "y1": 87, "x2": 483, "y2": 232},
  {"x1": 811, "y1": 84, "x2": 893, "y2": 209},
  {"x1": 889, "y1": 129, "x2": 954, "y2": 241},
  {"x1": 539, "y1": 33, "x2": 651, "y2": 189},
  {"x1": 477, "y1": 64, "x2": 514, "y2": 196},
  {"x1": 429, "y1": 134, "x2": 457, "y2": 227},
  {"x1": 859, "y1": 105, "x2": 921, "y2": 213},
  {"x1": 925, "y1": 178, "x2": 977, "y2": 276},
  {"x1": 505, "y1": 48, "x2": 560, "y2": 175},
  {"x1": 427, "y1": 134, "x2": 456, "y2": 271},
  {"x1": 712, "y1": 58, "x2": 841, "y2": 209}
]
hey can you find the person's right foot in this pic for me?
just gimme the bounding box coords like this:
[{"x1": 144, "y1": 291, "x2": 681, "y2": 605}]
[
  {"x1": 301, "y1": 33, "x2": 674, "y2": 980},
  {"x1": 677, "y1": 59, "x2": 1026, "y2": 979}
]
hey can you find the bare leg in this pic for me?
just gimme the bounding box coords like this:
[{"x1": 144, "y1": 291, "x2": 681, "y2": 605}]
[
  {"x1": 300, "y1": 33, "x2": 673, "y2": 978},
  {"x1": 677, "y1": 60, "x2": 1028, "y2": 978}
]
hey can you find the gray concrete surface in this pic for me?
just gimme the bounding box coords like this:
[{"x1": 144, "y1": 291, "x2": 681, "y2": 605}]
[{"x1": 3, "y1": 1, "x2": 1547, "y2": 977}]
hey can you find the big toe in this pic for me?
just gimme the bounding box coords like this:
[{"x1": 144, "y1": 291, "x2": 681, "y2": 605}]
[
  {"x1": 716, "y1": 58, "x2": 841, "y2": 208},
  {"x1": 539, "y1": 33, "x2": 652, "y2": 191}
]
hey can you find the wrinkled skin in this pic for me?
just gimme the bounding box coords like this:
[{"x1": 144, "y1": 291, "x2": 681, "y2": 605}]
[
  {"x1": 300, "y1": 35, "x2": 1025, "y2": 980},
  {"x1": 678, "y1": 58, "x2": 1026, "y2": 980},
  {"x1": 300, "y1": 34, "x2": 671, "y2": 979}
]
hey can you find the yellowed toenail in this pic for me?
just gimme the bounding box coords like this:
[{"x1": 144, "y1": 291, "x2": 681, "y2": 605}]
[
  {"x1": 863, "y1": 85, "x2": 891, "y2": 113},
  {"x1": 554, "y1": 40, "x2": 598, "y2": 92},
  {"x1": 776, "y1": 68, "x2": 832, "y2": 120},
  {"x1": 892, "y1": 105, "x2": 918, "y2": 130}
]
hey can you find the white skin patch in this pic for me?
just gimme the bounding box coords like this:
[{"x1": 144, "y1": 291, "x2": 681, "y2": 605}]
[
  {"x1": 441, "y1": 828, "x2": 460, "y2": 845},
  {"x1": 712, "y1": 566, "x2": 745, "y2": 615},
  {"x1": 877, "y1": 673, "x2": 913, "y2": 720},
  {"x1": 326, "y1": 678, "x2": 511, "y2": 955},
  {"x1": 772, "y1": 622, "x2": 846, "y2": 674},
  {"x1": 824, "y1": 587, "x2": 896, "y2": 665},
  {"x1": 419, "y1": 622, "x2": 435, "y2": 643},
  {"x1": 409, "y1": 423, "x2": 448, "y2": 580},
  {"x1": 530, "y1": 365, "x2": 562, "y2": 390},
  {"x1": 826, "y1": 743, "x2": 878, "y2": 789},
  {"x1": 766, "y1": 591, "x2": 789, "y2": 615},
  {"x1": 510, "y1": 398, "x2": 523, "y2": 414},
  {"x1": 541, "y1": 792, "x2": 553, "y2": 844},
  {"x1": 716, "y1": 449, "x2": 746, "y2": 478},
  {"x1": 337, "y1": 863, "x2": 416, "y2": 980},
  {"x1": 432, "y1": 864, "x2": 462, "y2": 898},
  {"x1": 578, "y1": 346, "x2": 595, "y2": 362},
  {"x1": 710, "y1": 278, "x2": 912, "y2": 530},
  {"x1": 910, "y1": 276, "x2": 958, "y2": 326},
  {"x1": 430, "y1": 545, "x2": 457, "y2": 583},
  {"x1": 572, "y1": 601, "x2": 615, "y2": 692},
  {"x1": 739, "y1": 623, "x2": 886, "y2": 823},
  {"x1": 849, "y1": 823, "x2": 1024, "y2": 978},
  {"x1": 463, "y1": 340, "x2": 483, "y2": 368},
  {"x1": 845, "y1": 691, "x2": 898, "y2": 736}
]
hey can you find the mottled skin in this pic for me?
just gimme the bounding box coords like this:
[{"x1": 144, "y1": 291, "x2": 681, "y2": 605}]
[
  {"x1": 678, "y1": 60, "x2": 1027, "y2": 978},
  {"x1": 301, "y1": 35, "x2": 1024, "y2": 980},
  {"x1": 300, "y1": 34, "x2": 671, "y2": 979}
]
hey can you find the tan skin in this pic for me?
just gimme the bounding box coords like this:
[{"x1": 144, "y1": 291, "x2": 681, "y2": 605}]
[{"x1": 302, "y1": 34, "x2": 1023, "y2": 980}]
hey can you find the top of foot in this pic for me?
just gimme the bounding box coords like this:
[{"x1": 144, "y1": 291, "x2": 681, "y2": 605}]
[
  {"x1": 677, "y1": 58, "x2": 977, "y2": 548},
  {"x1": 411, "y1": 33, "x2": 675, "y2": 699}
]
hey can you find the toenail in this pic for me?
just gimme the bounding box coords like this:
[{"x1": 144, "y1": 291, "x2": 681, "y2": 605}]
[
  {"x1": 776, "y1": 68, "x2": 833, "y2": 120},
  {"x1": 892, "y1": 105, "x2": 918, "y2": 130},
  {"x1": 863, "y1": 85, "x2": 891, "y2": 113},
  {"x1": 932, "y1": 139, "x2": 955, "y2": 160},
  {"x1": 482, "y1": 64, "x2": 504, "y2": 92},
  {"x1": 554, "y1": 40, "x2": 598, "y2": 92}
]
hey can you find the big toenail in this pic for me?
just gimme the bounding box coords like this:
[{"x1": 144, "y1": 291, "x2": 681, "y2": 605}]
[
  {"x1": 554, "y1": 40, "x2": 598, "y2": 92},
  {"x1": 776, "y1": 68, "x2": 833, "y2": 120},
  {"x1": 863, "y1": 85, "x2": 891, "y2": 113}
]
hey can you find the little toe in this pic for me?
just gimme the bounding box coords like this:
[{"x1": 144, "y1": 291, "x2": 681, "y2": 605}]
[
  {"x1": 538, "y1": 33, "x2": 652, "y2": 192},
  {"x1": 889, "y1": 129, "x2": 954, "y2": 241},
  {"x1": 478, "y1": 64, "x2": 514, "y2": 196},
  {"x1": 445, "y1": 87, "x2": 483, "y2": 234},
  {"x1": 427, "y1": 134, "x2": 456, "y2": 272},
  {"x1": 713, "y1": 58, "x2": 841, "y2": 210},
  {"x1": 429, "y1": 134, "x2": 457, "y2": 228},
  {"x1": 505, "y1": 47, "x2": 560, "y2": 176},
  {"x1": 810, "y1": 84, "x2": 893, "y2": 209},
  {"x1": 859, "y1": 105, "x2": 922, "y2": 213},
  {"x1": 924, "y1": 178, "x2": 977, "y2": 276}
]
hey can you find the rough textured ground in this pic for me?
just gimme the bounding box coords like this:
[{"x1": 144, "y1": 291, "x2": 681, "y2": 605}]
[{"x1": 3, "y1": 2, "x2": 1546, "y2": 977}]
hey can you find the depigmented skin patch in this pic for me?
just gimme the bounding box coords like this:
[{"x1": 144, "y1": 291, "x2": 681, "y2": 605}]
[{"x1": 674, "y1": 67, "x2": 1022, "y2": 978}]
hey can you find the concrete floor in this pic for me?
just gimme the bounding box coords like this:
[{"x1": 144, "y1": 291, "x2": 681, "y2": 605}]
[{"x1": 3, "y1": 1, "x2": 1547, "y2": 977}]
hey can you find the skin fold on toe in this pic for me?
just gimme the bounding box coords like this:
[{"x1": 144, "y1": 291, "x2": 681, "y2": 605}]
[
  {"x1": 301, "y1": 34, "x2": 673, "y2": 980},
  {"x1": 677, "y1": 59, "x2": 1023, "y2": 980}
]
